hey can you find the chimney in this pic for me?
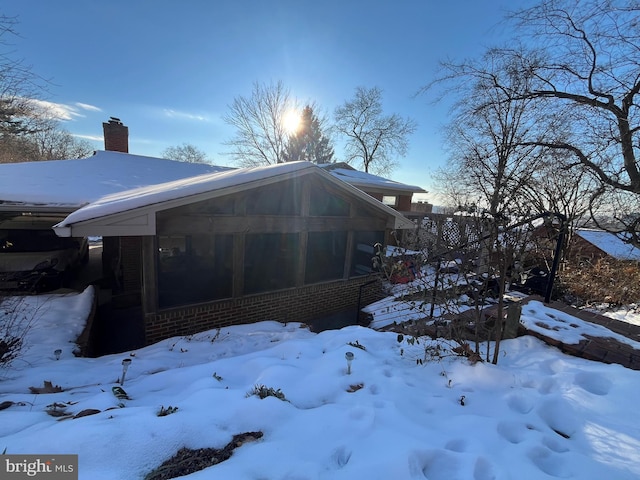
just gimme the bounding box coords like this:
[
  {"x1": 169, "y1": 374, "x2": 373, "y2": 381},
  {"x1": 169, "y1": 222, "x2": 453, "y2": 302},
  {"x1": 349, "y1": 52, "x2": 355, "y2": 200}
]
[{"x1": 102, "y1": 117, "x2": 129, "y2": 153}]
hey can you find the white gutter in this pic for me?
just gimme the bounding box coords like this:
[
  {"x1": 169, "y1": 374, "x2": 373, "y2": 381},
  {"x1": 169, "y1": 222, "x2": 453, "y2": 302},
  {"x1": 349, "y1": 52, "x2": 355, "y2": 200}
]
[{"x1": 52, "y1": 225, "x2": 72, "y2": 238}]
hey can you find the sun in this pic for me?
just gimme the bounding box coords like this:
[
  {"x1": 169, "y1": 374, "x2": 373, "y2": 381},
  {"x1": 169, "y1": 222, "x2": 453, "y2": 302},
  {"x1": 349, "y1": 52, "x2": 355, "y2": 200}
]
[{"x1": 282, "y1": 109, "x2": 301, "y2": 134}]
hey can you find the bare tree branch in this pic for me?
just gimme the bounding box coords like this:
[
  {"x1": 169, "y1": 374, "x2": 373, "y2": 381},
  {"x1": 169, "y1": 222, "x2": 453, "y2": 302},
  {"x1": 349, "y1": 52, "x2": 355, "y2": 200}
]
[
  {"x1": 222, "y1": 80, "x2": 296, "y2": 167},
  {"x1": 334, "y1": 86, "x2": 416, "y2": 175}
]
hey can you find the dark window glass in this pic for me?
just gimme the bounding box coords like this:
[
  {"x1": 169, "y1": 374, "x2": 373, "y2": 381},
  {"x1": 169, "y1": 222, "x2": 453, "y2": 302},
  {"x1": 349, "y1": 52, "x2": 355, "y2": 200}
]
[
  {"x1": 309, "y1": 183, "x2": 350, "y2": 216},
  {"x1": 245, "y1": 182, "x2": 301, "y2": 216},
  {"x1": 350, "y1": 231, "x2": 385, "y2": 276},
  {"x1": 244, "y1": 233, "x2": 299, "y2": 294},
  {"x1": 158, "y1": 196, "x2": 234, "y2": 219},
  {"x1": 158, "y1": 234, "x2": 233, "y2": 308},
  {"x1": 0, "y1": 229, "x2": 78, "y2": 252},
  {"x1": 183, "y1": 196, "x2": 235, "y2": 215},
  {"x1": 305, "y1": 231, "x2": 347, "y2": 283}
]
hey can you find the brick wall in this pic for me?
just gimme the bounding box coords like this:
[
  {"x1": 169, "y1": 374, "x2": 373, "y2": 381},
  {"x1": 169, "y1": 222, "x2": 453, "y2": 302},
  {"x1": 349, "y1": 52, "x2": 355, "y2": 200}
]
[
  {"x1": 410, "y1": 201, "x2": 433, "y2": 214},
  {"x1": 396, "y1": 195, "x2": 413, "y2": 212},
  {"x1": 102, "y1": 118, "x2": 129, "y2": 153},
  {"x1": 144, "y1": 275, "x2": 384, "y2": 344}
]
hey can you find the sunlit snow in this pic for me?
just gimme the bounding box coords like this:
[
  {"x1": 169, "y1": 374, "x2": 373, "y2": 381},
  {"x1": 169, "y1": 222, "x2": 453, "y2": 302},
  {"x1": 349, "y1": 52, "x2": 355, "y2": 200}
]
[{"x1": 1, "y1": 288, "x2": 639, "y2": 479}]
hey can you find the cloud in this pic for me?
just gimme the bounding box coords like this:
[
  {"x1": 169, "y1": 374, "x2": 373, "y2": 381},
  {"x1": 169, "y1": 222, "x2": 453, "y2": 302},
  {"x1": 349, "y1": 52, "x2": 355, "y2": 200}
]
[
  {"x1": 73, "y1": 133, "x2": 103, "y2": 142},
  {"x1": 22, "y1": 99, "x2": 102, "y2": 121},
  {"x1": 26, "y1": 99, "x2": 83, "y2": 120},
  {"x1": 75, "y1": 102, "x2": 102, "y2": 112},
  {"x1": 163, "y1": 108, "x2": 211, "y2": 122}
]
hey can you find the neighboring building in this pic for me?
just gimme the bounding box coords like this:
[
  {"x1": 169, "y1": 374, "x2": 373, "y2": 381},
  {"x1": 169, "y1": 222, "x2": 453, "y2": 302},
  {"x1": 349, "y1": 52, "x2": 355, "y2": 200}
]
[
  {"x1": 410, "y1": 200, "x2": 433, "y2": 215},
  {"x1": 318, "y1": 163, "x2": 426, "y2": 214},
  {"x1": 570, "y1": 229, "x2": 640, "y2": 262}
]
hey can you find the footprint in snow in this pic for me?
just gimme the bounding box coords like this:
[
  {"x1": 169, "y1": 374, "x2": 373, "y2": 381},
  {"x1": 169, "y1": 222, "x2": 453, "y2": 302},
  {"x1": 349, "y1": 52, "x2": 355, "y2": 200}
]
[
  {"x1": 408, "y1": 449, "x2": 461, "y2": 480},
  {"x1": 497, "y1": 420, "x2": 528, "y2": 444},
  {"x1": 506, "y1": 392, "x2": 534, "y2": 414},
  {"x1": 528, "y1": 446, "x2": 572, "y2": 478},
  {"x1": 574, "y1": 371, "x2": 612, "y2": 396},
  {"x1": 331, "y1": 446, "x2": 352, "y2": 469},
  {"x1": 537, "y1": 398, "x2": 578, "y2": 440},
  {"x1": 444, "y1": 438, "x2": 468, "y2": 452},
  {"x1": 473, "y1": 456, "x2": 497, "y2": 480}
]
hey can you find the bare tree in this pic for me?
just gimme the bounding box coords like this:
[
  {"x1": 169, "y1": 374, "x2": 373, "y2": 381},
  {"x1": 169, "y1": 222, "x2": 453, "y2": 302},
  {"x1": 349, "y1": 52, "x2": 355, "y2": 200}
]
[
  {"x1": 0, "y1": 15, "x2": 46, "y2": 137},
  {"x1": 0, "y1": 118, "x2": 93, "y2": 163},
  {"x1": 431, "y1": 52, "x2": 567, "y2": 363},
  {"x1": 334, "y1": 86, "x2": 416, "y2": 176},
  {"x1": 437, "y1": 51, "x2": 557, "y2": 217},
  {"x1": 0, "y1": 16, "x2": 91, "y2": 163},
  {"x1": 162, "y1": 143, "x2": 212, "y2": 164},
  {"x1": 29, "y1": 119, "x2": 93, "y2": 160},
  {"x1": 452, "y1": 0, "x2": 640, "y2": 244},
  {"x1": 223, "y1": 80, "x2": 296, "y2": 167}
]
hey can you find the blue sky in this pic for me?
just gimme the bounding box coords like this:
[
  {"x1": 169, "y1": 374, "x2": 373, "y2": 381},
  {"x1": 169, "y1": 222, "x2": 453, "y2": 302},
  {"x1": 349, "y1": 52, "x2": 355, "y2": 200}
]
[{"x1": 4, "y1": 0, "x2": 520, "y2": 200}]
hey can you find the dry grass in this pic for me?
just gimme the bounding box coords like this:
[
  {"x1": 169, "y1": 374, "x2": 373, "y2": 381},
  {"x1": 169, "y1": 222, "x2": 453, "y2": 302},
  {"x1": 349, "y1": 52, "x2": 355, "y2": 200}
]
[{"x1": 557, "y1": 258, "x2": 640, "y2": 306}]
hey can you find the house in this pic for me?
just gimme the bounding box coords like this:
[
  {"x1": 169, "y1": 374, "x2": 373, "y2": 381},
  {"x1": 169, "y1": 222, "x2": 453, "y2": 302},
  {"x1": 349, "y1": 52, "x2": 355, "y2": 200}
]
[
  {"x1": 53, "y1": 161, "x2": 415, "y2": 345},
  {"x1": 319, "y1": 162, "x2": 426, "y2": 214},
  {"x1": 0, "y1": 120, "x2": 421, "y2": 347},
  {"x1": 570, "y1": 228, "x2": 640, "y2": 262}
]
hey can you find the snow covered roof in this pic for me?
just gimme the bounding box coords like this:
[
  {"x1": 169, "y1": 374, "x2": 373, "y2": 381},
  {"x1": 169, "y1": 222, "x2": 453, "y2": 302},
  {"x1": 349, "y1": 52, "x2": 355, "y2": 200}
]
[
  {"x1": 575, "y1": 228, "x2": 640, "y2": 261},
  {"x1": 319, "y1": 163, "x2": 426, "y2": 194},
  {"x1": 0, "y1": 153, "x2": 425, "y2": 214},
  {"x1": 0, "y1": 150, "x2": 230, "y2": 212},
  {"x1": 54, "y1": 161, "x2": 416, "y2": 237}
]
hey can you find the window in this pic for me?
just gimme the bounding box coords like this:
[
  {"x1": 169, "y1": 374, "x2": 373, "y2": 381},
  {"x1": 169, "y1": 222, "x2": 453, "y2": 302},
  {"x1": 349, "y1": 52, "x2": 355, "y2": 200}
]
[
  {"x1": 305, "y1": 231, "x2": 347, "y2": 283},
  {"x1": 350, "y1": 231, "x2": 385, "y2": 276},
  {"x1": 245, "y1": 182, "x2": 301, "y2": 216},
  {"x1": 309, "y1": 183, "x2": 350, "y2": 216},
  {"x1": 158, "y1": 196, "x2": 234, "y2": 218},
  {"x1": 244, "y1": 233, "x2": 299, "y2": 294},
  {"x1": 157, "y1": 234, "x2": 233, "y2": 308},
  {"x1": 382, "y1": 196, "x2": 397, "y2": 207}
]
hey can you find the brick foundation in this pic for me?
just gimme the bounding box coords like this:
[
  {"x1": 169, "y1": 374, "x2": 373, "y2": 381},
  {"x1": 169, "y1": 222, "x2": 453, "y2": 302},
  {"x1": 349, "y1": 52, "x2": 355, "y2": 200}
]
[{"x1": 145, "y1": 276, "x2": 384, "y2": 344}]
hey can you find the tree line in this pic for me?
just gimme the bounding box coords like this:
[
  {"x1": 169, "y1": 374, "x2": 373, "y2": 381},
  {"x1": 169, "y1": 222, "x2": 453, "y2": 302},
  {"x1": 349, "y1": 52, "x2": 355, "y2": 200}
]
[{"x1": 221, "y1": 80, "x2": 416, "y2": 176}]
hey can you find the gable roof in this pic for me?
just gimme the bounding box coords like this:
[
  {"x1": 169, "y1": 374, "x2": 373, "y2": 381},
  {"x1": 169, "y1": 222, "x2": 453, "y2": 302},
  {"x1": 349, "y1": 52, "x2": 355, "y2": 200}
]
[
  {"x1": 0, "y1": 150, "x2": 231, "y2": 213},
  {"x1": 575, "y1": 228, "x2": 640, "y2": 261},
  {"x1": 54, "y1": 161, "x2": 416, "y2": 237}
]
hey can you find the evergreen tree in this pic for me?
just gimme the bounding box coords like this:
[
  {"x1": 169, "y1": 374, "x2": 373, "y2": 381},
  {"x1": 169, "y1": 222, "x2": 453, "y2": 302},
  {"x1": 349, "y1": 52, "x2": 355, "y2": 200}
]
[{"x1": 284, "y1": 105, "x2": 334, "y2": 164}]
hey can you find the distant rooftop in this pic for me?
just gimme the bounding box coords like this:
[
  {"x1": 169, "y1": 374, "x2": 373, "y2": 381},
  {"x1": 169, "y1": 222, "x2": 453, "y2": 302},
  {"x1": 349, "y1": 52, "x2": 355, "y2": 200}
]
[
  {"x1": 319, "y1": 162, "x2": 426, "y2": 194},
  {"x1": 575, "y1": 228, "x2": 640, "y2": 261}
]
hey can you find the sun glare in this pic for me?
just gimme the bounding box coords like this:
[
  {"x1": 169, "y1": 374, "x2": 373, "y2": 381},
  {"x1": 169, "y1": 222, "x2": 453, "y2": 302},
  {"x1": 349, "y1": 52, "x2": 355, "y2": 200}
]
[{"x1": 283, "y1": 109, "x2": 301, "y2": 134}]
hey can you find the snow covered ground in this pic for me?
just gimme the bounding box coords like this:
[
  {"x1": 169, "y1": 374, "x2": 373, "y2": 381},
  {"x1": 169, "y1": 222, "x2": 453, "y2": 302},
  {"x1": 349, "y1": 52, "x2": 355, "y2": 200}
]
[{"x1": 1, "y1": 288, "x2": 639, "y2": 479}]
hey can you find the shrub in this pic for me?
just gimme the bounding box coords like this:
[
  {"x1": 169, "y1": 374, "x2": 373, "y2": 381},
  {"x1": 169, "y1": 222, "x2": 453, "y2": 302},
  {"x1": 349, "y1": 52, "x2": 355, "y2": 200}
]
[
  {"x1": 1, "y1": 295, "x2": 38, "y2": 370},
  {"x1": 157, "y1": 405, "x2": 179, "y2": 417},
  {"x1": 246, "y1": 384, "x2": 287, "y2": 401},
  {"x1": 347, "y1": 340, "x2": 366, "y2": 351}
]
